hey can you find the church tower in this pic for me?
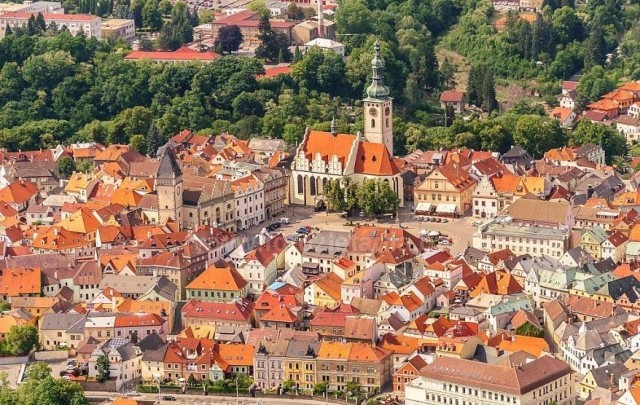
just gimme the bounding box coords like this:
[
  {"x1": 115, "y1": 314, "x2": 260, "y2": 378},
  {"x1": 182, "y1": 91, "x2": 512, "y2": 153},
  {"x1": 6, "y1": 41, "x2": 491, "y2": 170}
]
[
  {"x1": 363, "y1": 40, "x2": 393, "y2": 156},
  {"x1": 156, "y1": 148, "x2": 183, "y2": 227}
]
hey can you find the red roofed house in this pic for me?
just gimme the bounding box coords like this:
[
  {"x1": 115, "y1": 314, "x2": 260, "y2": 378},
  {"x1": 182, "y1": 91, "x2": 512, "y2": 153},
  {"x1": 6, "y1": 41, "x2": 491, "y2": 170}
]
[
  {"x1": 181, "y1": 298, "x2": 255, "y2": 330},
  {"x1": 0, "y1": 180, "x2": 38, "y2": 212},
  {"x1": 211, "y1": 11, "x2": 294, "y2": 48},
  {"x1": 439, "y1": 90, "x2": 465, "y2": 113},
  {"x1": 289, "y1": 42, "x2": 404, "y2": 207},
  {"x1": 236, "y1": 234, "x2": 287, "y2": 294},
  {"x1": 114, "y1": 313, "x2": 167, "y2": 340},
  {"x1": 588, "y1": 98, "x2": 620, "y2": 119},
  {"x1": 549, "y1": 107, "x2": 577, "y2": 128},
  {"x1": 414, "y1": 162, "x2": 477, "y2": 215},
  {"x1": 185, "y1": 260, "x2": 248, "y2": 302}
]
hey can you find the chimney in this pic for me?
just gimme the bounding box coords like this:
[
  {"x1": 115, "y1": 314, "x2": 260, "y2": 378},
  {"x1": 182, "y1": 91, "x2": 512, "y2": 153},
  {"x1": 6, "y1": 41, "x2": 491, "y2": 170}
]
[{"x1": 317, "y1": 0, "x2": 324, "y2": 38}]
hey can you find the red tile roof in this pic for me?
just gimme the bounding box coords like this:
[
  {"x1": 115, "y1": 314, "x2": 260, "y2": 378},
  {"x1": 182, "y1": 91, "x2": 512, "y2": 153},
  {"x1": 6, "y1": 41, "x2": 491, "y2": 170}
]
[{"x1": 440, "y1": 90, "x2": 464, "y2": 103}]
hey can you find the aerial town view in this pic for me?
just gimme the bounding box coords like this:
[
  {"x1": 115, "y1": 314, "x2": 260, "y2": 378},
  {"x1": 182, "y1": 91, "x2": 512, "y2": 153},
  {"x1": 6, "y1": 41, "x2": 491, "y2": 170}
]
[{"x1": 0, "y1": 0, "x2": 638, "y2": 403}]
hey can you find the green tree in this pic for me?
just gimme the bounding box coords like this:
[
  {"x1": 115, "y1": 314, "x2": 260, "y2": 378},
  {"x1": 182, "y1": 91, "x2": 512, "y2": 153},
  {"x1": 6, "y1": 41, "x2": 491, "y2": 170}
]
[
  {"x1": 439, "y1": 57, "x2": 457, "y2": 90},
  {"x1": 18, "y1": 364, "x2": 88, "y2": 405},
  {"x1": 216, "y1": 25, "x2": 243, "y2": 54},
  {"x1": 75, "y1": 161, "x2": 93, "y2": 174},
  {"x1": 481, "y1": 70, "x2": 498, "y2": 113},
  {"x1": 255, "y1": 14, "x2": 292, "y2": 62},
  {"x1": 513, "y1": 115, "x2": 565, "y2": 158},
  {"x1": 313, "y1": 381, "x2": 329, "y2": 395},
  {"x1": 4, "y1": 325, "x2": 38, "y2": 356},
  {"x1": 291, "y1": 48, "x2": 346, "y2": 96},
  {"x1": 584, "y1": 23, "x2": 607, "y2": 68},
  {"x1": 35, "y1": 12, "x2": 47, "y2": 32},
  {"x1": 146, "y1": 121, "x2": 163, "y2": 157},
  {"x1": 357, "y1": 179, "x2": 400, "y2": 215},
  {"x1": 570, "y1": 120, "x2": 626, "y2": 163},
  {"x1": 157, "y1": 1, "x2": 193, "y2": 50},
  {"x1": 285, "y1": 3, "x2": 305, "y2": 20},
  {"x1": 56, "y1": 156, "x2": 76, "y2": 179},
  {"x1": 25, "y1": 363, "x2": 51, "y2": 381},
  {"x1": 142, "y1": 0, "x2": 163, "y2": 31},
  {"x1": 515, "y1": 322, "x2": 544, "y2": 337},
  {"x1": 96, "y1": 354, "x2": 110, "y2": 383},
  {"x1": 199, "y1": 9, "x2": 214, "y2": 23},
  {"x1": 129, "y1": 134, "x2": 148, "y2": 155},
  {"x1": 158, "y1": 0, "x2": 172, "y2": 15}
]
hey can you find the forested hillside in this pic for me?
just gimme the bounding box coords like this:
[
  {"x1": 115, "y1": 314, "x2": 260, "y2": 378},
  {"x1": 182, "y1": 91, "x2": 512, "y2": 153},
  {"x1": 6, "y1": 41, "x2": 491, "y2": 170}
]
[{"x1": 0, "y1": 0, "x2": 634, "y2": 160}]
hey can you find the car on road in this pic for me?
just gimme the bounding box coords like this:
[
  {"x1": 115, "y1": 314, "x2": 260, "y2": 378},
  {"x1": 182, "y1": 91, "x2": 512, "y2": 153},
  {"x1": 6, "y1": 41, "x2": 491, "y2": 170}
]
[
  {"x1": 66, "y1": 360, "x2": 77, "y2": 371},
  {"x1": 161, "y1": 396, "x2": 176, "y2": 401},
  {"x1": 126, "y1": 391, "x2": 141, "y2": 396},
  {"x1": 297, "y1": 227, "x2": 310, "y2": 234}
]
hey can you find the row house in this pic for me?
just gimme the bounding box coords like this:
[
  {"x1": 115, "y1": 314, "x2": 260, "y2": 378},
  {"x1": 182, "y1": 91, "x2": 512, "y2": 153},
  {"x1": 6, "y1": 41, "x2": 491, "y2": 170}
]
[
  {"x1": 181, "y1": 299, "x2": 254, "y2": 331},
  {"x1": 472, "y1": 174, "x2": 548, "y2": 218},
  {"x1": 316, "y1": 341, "x2": 393, "y2": 394},
  {"x1": 136, "y1": 243, "x2": 207, "y2": 300},
  {"x1": 185, "y1": 260, "x2": 248, "y2": 302}
]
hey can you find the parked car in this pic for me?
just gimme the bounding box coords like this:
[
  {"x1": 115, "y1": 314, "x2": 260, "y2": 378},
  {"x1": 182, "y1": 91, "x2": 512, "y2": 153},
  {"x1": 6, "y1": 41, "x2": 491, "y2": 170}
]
[
  {"x1": 297, "y1": 227, "x2": 310, "y2": 234},
  {"x1": 66, "y1": 360, "x2": 77, "y2": 371},
  {"x1": 279, "y1": 217, "x2": 290, "y2": 224},
  {"x1": 126, "y1": 391, "x2": 141, "y2": 396},
  {"x1": 161, "y1": 396, "x2": 176, "y2": 401}
]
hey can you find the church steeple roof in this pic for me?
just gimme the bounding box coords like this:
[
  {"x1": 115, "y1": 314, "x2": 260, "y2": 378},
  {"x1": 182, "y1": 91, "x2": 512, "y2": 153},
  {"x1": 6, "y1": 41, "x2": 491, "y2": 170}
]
[
  {"x1": 157, "y1": 147, "x2": 182, "y2": 178},
  {"x1": 365, "y1": 40, "x2": 390, "y2": 100}
]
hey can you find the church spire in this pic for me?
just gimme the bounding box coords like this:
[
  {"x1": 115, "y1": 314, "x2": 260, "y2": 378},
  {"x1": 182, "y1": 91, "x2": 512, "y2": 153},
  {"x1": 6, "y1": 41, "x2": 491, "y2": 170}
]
[
  {"x1": 365, "y1": 40, "x2": 390, "y2": 100},
  {"x1": 330, "y1": 114, "x2": 338, "y2": 136}
]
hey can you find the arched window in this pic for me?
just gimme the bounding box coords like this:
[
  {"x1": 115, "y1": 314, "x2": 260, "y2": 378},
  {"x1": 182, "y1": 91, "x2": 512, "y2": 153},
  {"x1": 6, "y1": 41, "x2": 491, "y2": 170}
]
[
  {"x1": 297, "y1": 175, "x2": 304, "y2": 194},
  {"x1": 386, "y1": 118, "x2": 389, "y2": 127},
  {"x1": 371, "y1": 119, "x2": 376, "y2": 128},
  {"x1": 310, "y1": 176, "x2": 316, "y2": 196}
]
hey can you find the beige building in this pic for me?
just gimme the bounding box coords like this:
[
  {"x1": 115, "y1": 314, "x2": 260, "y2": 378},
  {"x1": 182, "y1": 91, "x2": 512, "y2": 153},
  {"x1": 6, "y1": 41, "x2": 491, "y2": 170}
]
[
  {"x1": 291, "y1": 18, "x2": 335, "y2": 45},
  {"x1": 0, "y1": 12, "x2": 101, "y2": 38},
  {"x1": 414, "y1": 163, "x2": 477, "y2": 216},
  {"x1": 406, "y1": 355, "x2": 575, "y2": 405},
  {"x1": 211, "y1": 10, "x2": 294, "y2": 48},
  {"x1": 101, "y1": 18, "x2": 135, "y2": 40}
]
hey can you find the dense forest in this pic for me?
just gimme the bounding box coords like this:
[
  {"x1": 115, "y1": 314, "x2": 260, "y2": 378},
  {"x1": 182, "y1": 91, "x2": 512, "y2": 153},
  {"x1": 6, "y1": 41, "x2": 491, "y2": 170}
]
[{"x1": 0, "y1": 0, "x2": 633, "y2": 160}]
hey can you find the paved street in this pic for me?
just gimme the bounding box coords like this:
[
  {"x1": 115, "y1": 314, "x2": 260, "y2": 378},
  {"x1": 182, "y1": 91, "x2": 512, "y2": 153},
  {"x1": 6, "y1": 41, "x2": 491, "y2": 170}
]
[
  {"x1": 88, "y1": 392, "x2": 350, "y2": 404},
  {"x1": 251, "y1": 205, "x2": 475, "y2": 256}
]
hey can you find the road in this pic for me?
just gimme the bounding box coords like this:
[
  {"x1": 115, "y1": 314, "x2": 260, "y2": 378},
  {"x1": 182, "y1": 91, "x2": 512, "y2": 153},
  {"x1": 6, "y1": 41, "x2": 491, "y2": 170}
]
[
  {"x1": 255, "y1": 205, "x2": 475, "y2": 256},
  {"x1": 88, "y1": 392, "x2": 353, "y2": 404}
]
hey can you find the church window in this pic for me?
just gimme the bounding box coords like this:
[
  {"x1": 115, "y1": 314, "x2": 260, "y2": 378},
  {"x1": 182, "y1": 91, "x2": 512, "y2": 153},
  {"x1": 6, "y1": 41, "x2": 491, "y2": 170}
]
[
  {"x1": 310, "y1": 176, "x2": 316, "y2": 196},
  {"x1": 371, "y1": 119, "x2": 376, "y2": 128},
  {"x1": 386, "y1": 118, "x2": 389, "y2": 127},
  {"x1": 297, "y1": 175, "x2": 304, "y2": 194}
]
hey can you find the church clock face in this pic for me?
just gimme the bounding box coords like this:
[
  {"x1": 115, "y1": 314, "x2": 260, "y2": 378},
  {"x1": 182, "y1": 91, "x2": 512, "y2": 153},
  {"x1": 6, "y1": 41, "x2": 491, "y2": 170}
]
[
  {"x1": 385, "y1": 106, "x2": 391, "y2": 116},
  {"x1": 369, "y1": 108, "x2": 378, "y2": 117}
]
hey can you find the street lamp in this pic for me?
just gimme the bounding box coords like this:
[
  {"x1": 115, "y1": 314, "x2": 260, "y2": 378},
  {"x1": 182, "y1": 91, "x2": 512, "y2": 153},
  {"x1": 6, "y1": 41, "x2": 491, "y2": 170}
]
[{"x1": 235, "y1": 375, "x2": 239, "y2": 405}]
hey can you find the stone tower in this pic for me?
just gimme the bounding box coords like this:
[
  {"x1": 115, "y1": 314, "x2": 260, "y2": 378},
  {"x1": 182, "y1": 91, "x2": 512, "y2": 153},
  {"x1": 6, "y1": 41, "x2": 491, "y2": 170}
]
[
  {"x1": 363, "y1": 40, "x2": 394, "y2": 156},
  {"x1": 156, "y1": 147, "x2": 183, "y2": 227}
]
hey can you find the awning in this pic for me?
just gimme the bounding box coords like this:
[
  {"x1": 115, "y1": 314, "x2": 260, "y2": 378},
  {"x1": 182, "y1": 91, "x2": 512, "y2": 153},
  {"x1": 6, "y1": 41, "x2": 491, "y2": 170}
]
[
  {"x1": 436, "y1": 204, "x2": 457, "y2": 214},
  {"x1": 415, "y1": 203, "x2": 432, "y2": 213}
]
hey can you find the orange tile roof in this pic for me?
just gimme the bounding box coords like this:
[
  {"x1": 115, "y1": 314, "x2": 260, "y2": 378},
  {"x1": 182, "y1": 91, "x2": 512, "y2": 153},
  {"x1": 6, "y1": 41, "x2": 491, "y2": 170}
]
[
  {"x1": 348, "y1": 343, "x2": 391, "y2": 362},
  {"x1": 0, "y1": 181, "x2": 38, "y2": 204},
  {"x1": 588, "y1": 99, "x2": 619, "y2": 111},
  {"x1": 620, "y1": 82, "x2": 640, "y2": 92},
  {"x1": 313, "y1": 272, "x2": 343, "y2": 301},
  {"x1": 318, "y1": 341, "x2": 352, "y2": 360},
  {"x1": 260, "y1": 306, "x2": 298, "y2": 323},
  {"x1": 217, "y1": 343, "x2": 254, "y2": 366},
  {"x1": 497, "y1": 335, "x2": 549, "y2": 357},
  {"x1": 302, "y1": 131, "x2": 356, "y2": 167},
  {"x1": 116, "y1": 299, "x2": 171, "y2": 315},
  {"x1": 603, "y1": 88, "x2": 635, "y2": 102},
  {"x1": 186, "y1": 262, "x2": 247, "y2": 292},
  {"x1": 550, "y1": 107, "x2": 574, "y2": 122},
  {"x1": 0, "y1": 268, "x2": 41, "y2": 296},
  {"x1": 114, "y1": 313, "x2": 165, "y2": 327},
  {"x1": 378, "y1": 333, "x2": 423, "y2": 355},
  {"x1": 354, "y1": 142, "x2": 399, "y2": 175}
]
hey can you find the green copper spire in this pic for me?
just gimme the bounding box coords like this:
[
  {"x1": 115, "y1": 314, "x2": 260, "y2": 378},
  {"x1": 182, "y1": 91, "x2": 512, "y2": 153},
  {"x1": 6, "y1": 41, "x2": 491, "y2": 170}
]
[{"x1": 365, "y1": 40, "x2": 390, "y2": 100}]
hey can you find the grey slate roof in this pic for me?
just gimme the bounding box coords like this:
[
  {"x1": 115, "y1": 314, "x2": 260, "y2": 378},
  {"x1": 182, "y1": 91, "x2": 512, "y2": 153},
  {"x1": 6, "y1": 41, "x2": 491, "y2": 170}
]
[{"x1": 40, "y1": 313, "x2": 86, "y2": 331}]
